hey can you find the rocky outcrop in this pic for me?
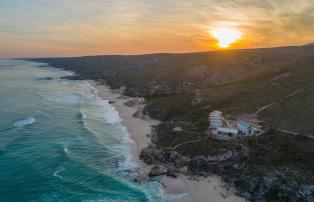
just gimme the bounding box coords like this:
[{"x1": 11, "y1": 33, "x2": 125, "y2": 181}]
[
  {"x1": 207, "y1": 151, "x2": 233, "y2": 162},
  {"x1": 124, "y1": 98, "x2": 145, "y2": 107},
  {"x1": 148, "y1": 165, "x2": 168, "y2": 176},
  {"x1": 124, "y1": 86, "x2": 143, "y2": 97},
  {"x1": 145, "y1": 81, "x2": 176, "y2": 96},
  {"x1": 148, "y1": 165, "x2": 176, "y2": 177},
  {"x1": 132, "y1": 110, "x2": 144, "y2": 118},
  {"x1": 228, "y1": 169, "x2": 314, "y2": 202},
  {"x1": 140, "y1": 146, "x2": 190, "y2": 169},
  {"x1": 190, "y1": 89, "x2": 202, "y2": 106}
]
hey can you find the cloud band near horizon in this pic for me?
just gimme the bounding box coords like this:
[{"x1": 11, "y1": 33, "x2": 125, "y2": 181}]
[{"x1": 0, "y1": 0, "x2": 313, "y2": 58}]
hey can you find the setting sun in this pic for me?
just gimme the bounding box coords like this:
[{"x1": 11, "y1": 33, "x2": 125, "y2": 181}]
[{"x1": 211, "y1": 28, "x2": 243, "y2": 48}]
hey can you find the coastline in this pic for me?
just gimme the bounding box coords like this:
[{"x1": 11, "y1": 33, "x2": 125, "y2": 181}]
[{"x1": 89, "y1": 80, "x2": 245, "y2": 202}]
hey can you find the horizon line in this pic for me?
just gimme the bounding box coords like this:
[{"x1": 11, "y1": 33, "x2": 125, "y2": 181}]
[{"x1": 1, "y1": 43, "x2": 313, "y2": 60}]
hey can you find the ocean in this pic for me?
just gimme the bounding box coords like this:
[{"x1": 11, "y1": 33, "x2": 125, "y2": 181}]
[{"x1": 0, "y1": 60, "x2": 164, "y2": 202}]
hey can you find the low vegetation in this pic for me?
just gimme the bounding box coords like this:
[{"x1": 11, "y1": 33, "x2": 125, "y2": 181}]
[{"x1": 30, "y1": 45, "x2": 314, "y2": 201}]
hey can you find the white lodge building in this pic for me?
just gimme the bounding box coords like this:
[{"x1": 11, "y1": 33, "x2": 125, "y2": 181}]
[
  {"x1": 209, "y1": 111, "x2": 239, "y2": 136},
  {"x1": 217, "y1": 127, "x2": 239, "y2": 136},
  {"x1": 209, "y1": 111, "x2": 263, "y2": 137},
  {"x1": 209, "y1": 110, "x2": 223, "y2": 129}
]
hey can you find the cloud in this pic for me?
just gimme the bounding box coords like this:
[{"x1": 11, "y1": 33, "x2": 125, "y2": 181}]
[{"x1": 0, "y1": 0, "x2": 313, "y2": 58}]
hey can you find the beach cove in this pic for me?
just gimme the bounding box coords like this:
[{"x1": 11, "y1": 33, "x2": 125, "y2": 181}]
[
  {"x1": 89, "y1": 80, "x2": 246, "y2": 202},
  {"x1": 0, "y1": 59, "x2": 245, "y2": 201}
]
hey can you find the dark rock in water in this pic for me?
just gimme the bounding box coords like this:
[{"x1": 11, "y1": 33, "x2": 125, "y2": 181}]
[
  {"x1": 35, "y1": 77, "x2": 54, "y2": 81},
  {"x1": 108, "y1": 101, "x2": 115, "y2": 104},
  {"x1": 76, "y1": 113, "x2": 86, "y2": 120},
  {"x1": 60, "y1": 75, "x2": 82, "y2": 80},
  {"x1": 38, "y1": 64, "x2": 49, "y2": 67}
]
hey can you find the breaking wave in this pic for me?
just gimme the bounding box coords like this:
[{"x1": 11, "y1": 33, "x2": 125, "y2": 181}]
[
  {"x1": 14, "y1": 117, "x2": 36, "y2": 127},
  {"x1": 63, "y1": 143, "x2": 69, "y2": 155},
  {"x1": 53, "y1": 166, "x2": 65, "y2": 179},
  {"x1": 53, "y1": 94, "x2": 84, "y2": 105},
  {"x1": 165, "y1": 193, "x2": 189, "y2": 202},
  {"x1": 0, "y1": 60, "x2": 167, "y2": 201}
]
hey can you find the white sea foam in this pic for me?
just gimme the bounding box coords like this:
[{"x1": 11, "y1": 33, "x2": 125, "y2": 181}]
[
  {"x1": 143, "y1": 181, "x2": 167, "y2": 202},
  {"x1": 98, "y1": 100, "x2": 121, "y2": 125},
  {"x1": 84, "y1": 81, "x2": 166, "y2": 201},
  {"x1": 14, "y1": 117, "x2": 36, "y2": 127},
  {"x1": 53, "y1": 166, "x2": 65, "y2": 179},
  {"x1": 86, "y1": 82, "x2": 138, "y2": 171},
  {"x1": 63, "y1": 143, "x2": 69, "y2": 154},
  {"x1": 77, "y1": 112, "x2": 87, "y2": 121},
  {"x1": 53, "y1": 94, "x2": 84, "y2": 105},
  {"x1": 165, "y1": 193, "x2": 189, "y2": 202},
  {"x1": 81, "y1": 113, "x2": 87, "y2": 119}
]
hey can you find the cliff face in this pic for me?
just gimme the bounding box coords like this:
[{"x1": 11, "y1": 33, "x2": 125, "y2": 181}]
[{"x1": 31, "y1": 45, "x2": 314, "y2": 201}]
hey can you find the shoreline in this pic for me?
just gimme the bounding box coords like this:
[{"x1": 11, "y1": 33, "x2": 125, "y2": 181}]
[{"x1": 89, "y1": 80, "x2": 245, "y2": 202}]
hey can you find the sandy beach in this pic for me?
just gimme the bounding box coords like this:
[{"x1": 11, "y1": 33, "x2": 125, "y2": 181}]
[{"x1": 89, "y1": 80, "x2": 245, "y2": 202}]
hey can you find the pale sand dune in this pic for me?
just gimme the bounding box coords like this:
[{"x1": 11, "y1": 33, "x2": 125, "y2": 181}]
[{"x1": 89, "y1": 80, "x2": 245, "y2": 202}]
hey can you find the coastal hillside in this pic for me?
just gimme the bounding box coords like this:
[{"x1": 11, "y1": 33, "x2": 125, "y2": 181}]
[
  {"x1": 31, "y1": 45, "x2": 314, "y2": 201},
  {"x1": 32, "y1": 46, "x2": 314, "y2": 134}
]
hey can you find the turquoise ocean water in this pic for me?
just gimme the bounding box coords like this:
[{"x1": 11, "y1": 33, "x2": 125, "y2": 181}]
[{"x1": 0, "y1": 60, "x2": 165, "y2": 202}]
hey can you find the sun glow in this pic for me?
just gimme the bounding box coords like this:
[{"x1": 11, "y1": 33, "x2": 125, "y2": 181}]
[{"x1": 211, "y1": 27, "x2": 243, "y2": 48}]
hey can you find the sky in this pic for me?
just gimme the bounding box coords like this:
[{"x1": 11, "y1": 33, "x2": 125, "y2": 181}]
[{"x1": 0, "y1": 0, "x2": 314, "y2": 58}]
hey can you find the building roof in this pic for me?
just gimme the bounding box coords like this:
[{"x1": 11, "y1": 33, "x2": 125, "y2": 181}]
[
  {"x1": 237, "y1": 120, "x2": 251, "y2": 128},
  {"x1": 237, "y1": 114, "x2": 262, "y2": 129},
  {"x1": 238, "y1": 120, "x2": 262, "y2": 130},
  {"x1": 210, "y1": 110, "x2": 222, "y2": 115}
]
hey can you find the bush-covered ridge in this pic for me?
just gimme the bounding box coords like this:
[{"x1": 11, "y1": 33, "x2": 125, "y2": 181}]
[{"x1": 30, "y1": 45, "x2": 314, "y2": 201}]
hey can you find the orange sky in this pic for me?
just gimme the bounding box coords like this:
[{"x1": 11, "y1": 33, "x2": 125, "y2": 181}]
[{"x1": 0, "y1": 0, "x2": 314, "y2": 58}]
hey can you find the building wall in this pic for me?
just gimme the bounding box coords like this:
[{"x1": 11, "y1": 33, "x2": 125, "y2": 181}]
[
  {"x1": 209, "y1": 111, "x2": 223, "y2": 129},
  {"x1": 237, "y1": 122, "x2": 252, "y2": 135},
  {"x1": 237, "y1": 121, "x2": 261, "y2": 135}
]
